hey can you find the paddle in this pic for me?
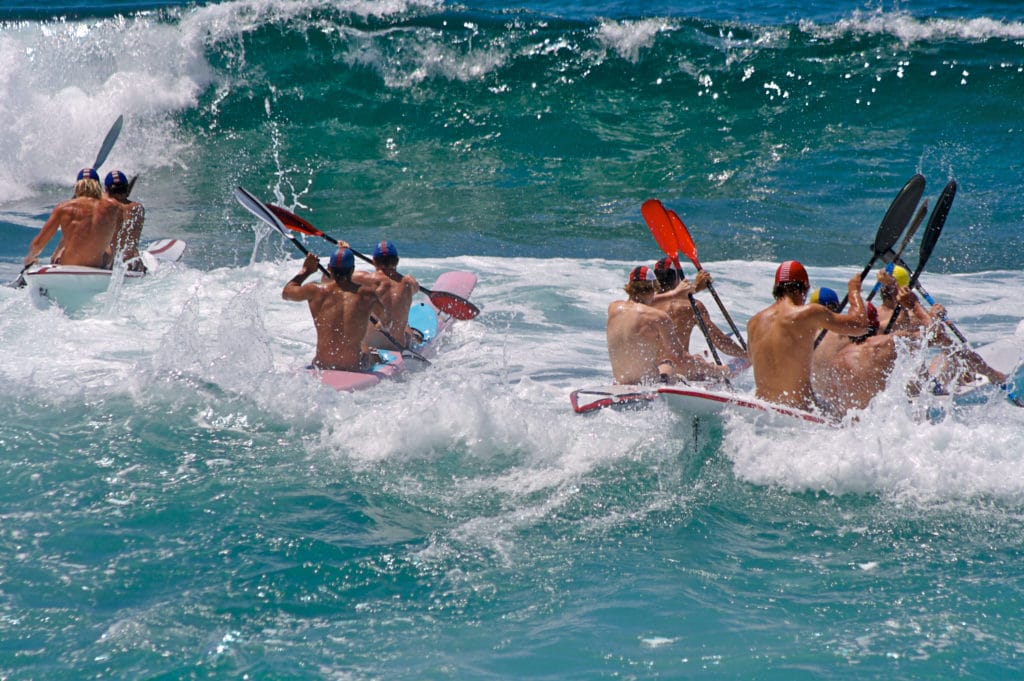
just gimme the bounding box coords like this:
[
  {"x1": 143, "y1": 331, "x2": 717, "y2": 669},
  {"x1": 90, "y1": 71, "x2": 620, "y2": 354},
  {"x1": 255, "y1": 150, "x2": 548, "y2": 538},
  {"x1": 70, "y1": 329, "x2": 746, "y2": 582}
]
[
  {"x1": 666, "y1": 208, "x2": 748, "y2": 350},
  {"x1": 882, "y1": 180, "x2": 956, "y2": 335},
  {"x1": 880, "y1": 181, "x2": 966, "y2": 342},
  {"x1": 867, "y1": 198, "x2": 928, "y2": 303},
  {"x1": 640, "y1": 198, "x2": 729, "y2": 378},
  {"x1": 233, "y1": 186, "x2": 430, "y2": 365},
  {"x1": 264, "y1": 204, "x2": 480, "y2": 321},
  {"x1": 6, "y1": 115, "x2": 127, "y2": 289},
  {"x1": 814, "y1": 173, "x2": 926, "y2": 346},
  {"x1": 93, "y1": 114, "x2": 124, "y2": 170}
]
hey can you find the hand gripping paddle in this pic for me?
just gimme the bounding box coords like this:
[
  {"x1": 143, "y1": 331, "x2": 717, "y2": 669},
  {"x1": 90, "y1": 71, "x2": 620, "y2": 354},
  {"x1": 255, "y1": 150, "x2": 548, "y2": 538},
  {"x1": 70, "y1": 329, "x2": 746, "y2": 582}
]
[
  {"x1": 882, "y1": 179, "x2": 956, "y2": 335},
  {"x1": 640, "y1": 198, "x2": 728, "y2": 375},
  {"x1": 666, "y1": 208, "x2": 747, "y2": 350},
  {"x1": 233, "y1": 186, "x2": 430, "y2": 364},
  {"x1": 264, "y1": 204, "x2": 480, "y2": 321}
]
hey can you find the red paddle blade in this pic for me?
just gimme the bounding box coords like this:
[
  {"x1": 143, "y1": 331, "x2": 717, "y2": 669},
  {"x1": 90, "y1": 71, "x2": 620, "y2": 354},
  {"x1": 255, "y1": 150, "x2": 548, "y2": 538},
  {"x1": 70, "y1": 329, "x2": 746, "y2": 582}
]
[
  {"x1": 429, "y1": 291, "x2": 480, "y2": 320},
  {"x1": 640, "y1": 199, "x2": 679, "y2": 257},
  {"x1": 267, "y1": 203, "x2": 325, "y2": 238},
  {"x1": 667, "y1": 210, "x2": 702, "y2": 270}
]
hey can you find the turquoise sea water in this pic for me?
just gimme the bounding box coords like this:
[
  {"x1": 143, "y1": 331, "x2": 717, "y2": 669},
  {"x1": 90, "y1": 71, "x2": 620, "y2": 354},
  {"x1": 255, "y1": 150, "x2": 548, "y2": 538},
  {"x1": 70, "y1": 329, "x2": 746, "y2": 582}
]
[{"x1": 2, "y1": 1, "x2": 1024, "y2": 678}]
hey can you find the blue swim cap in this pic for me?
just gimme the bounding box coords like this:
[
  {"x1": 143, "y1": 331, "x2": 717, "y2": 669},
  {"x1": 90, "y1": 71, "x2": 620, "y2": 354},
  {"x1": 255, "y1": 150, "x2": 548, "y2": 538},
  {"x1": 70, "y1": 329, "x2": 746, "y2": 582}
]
[
  {"x1": 810, "y1": 287, "x2": 839, "y2": 310},
  {"x1": 329, "y1": 248, "x2": 355, "y2": 272},
  {"x1": 373, "y1": 240, "x2": 398, "y2": 259},
  {"x1": 104, "y1": 170, "x2": 128, "y2": 189},
  {"x1": 77, "y1": 167, "x2": 99, "y2": 181}
]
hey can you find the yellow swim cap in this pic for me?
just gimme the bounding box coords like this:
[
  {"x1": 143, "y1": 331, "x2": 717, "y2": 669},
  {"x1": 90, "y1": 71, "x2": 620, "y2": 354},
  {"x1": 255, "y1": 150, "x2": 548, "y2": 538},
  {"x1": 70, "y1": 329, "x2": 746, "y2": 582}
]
[{"x1": 891, "y1": 264, "x2": 910, "y2": 288}]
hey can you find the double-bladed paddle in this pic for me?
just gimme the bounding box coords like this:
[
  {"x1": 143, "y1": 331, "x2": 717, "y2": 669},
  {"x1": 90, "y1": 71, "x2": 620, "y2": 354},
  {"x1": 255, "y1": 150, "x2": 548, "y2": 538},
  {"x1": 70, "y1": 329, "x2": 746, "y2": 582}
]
[
  {"x1": 882, "y1": 179, "x2": 956, "y2": 335},
  {"x1": 665, "y1": 208, "x2": 747, "y2": 350},
  {"x1": 7, "y1": 115, "x2": 126, "y2": 289},
  {"x1": 264, "y1": 203, "x2": 480, "y2": 322},
  {"x1": 867, "y1": 199, "x2": 928, "y2": 303},
  {"x1": 233, "y1": 186, "x2": 430, "y2": 365},
  {"x1": 640, "y1": 198, "x2": 728, "y2": 376},
  {"x1": 814, "y1": 173, "x2": 926, "y2": 346}
]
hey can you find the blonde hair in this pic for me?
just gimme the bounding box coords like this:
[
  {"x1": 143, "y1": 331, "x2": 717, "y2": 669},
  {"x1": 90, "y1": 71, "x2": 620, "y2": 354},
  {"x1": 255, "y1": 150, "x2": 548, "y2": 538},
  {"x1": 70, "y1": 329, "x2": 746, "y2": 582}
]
[
  {"x1": 624, "y1": 280, "x2": 656, "y2": 300},
  {"x1": 74, "y1": 179, "x2": 103, "y2": 199}
]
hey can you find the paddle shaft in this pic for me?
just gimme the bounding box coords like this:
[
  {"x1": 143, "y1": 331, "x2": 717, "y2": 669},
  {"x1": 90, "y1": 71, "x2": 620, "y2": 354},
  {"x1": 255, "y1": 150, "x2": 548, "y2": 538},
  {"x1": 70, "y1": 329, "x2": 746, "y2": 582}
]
[
  {"x1": 886, "y1": 253, "x2": 969, "y2": 344},
  {"x1": 263, "y1": 203, "x2": 479, "y2": 319},
  {"x1": 234, "y1": 187, "x2": 429, "y2": 363},
  {"x1": 667, "y1": 210, "x2": 747, "y2": 350}
]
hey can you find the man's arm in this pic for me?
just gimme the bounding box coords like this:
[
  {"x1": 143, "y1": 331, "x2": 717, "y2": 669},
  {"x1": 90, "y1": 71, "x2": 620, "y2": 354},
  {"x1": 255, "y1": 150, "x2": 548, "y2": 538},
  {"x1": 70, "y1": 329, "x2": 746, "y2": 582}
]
[
  {"x1": 695, "y1": 300, "x2": 747, "y2": 358},
  {"x1": 816, "y1": 273, "x2": 869, "y2": 336},
  {"x1": 282, "y1": 253, "x2": 321, "y2": 301},
  {"x1": 24, "y1": 205, "x2": 66, "y2": 266}
]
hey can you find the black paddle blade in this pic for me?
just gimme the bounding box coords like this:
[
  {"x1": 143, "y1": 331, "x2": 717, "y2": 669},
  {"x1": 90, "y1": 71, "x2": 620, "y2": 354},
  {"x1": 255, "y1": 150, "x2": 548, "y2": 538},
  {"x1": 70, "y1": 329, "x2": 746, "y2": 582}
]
[
  {"x1": 93, "y1": 114, "x2": 124, "y2": 169},
  {"x1": 429, "y1": 291, "x2": 480, "y2": 320},
  {"x1": 911, "y1": 179, "x2": 957, "y2": 288},
  {"x1": 874, "y1": 173, "x2": 926, "y2": 256}
]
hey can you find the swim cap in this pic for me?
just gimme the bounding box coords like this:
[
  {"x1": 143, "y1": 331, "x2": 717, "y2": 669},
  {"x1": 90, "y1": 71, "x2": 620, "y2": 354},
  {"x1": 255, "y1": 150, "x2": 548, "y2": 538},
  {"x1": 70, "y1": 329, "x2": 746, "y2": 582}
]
[
  {"x1": 104, "y1": 170, "x2": 128, "y2": 189},
  {"x1": 810, "y1": 287, "x2": 840, "y2": 310},
  {"x1": 373, "y1": 240, "x2": 398, "y2": 259},
  {"x1": 77, "y1": 167, "x2": 99, "y2": 181},
  {"x1": 329, "y1": 248, "x2": 355, "y2": 272},
  {"x1": 774, "y1": 260, "x2": 809, "y2": 287},
  {"x1": 629, "y1": 265, "x2": 656, "y2": 283},
  {"x1": 885, "y1": 263, "x2": 910, "y2": 288},
  {"x1": 653, "y1": 257, "x2": 681, "y2": 285},
  {"x1": 866, "y1": 302, "x2": 879, "y2": 330}
]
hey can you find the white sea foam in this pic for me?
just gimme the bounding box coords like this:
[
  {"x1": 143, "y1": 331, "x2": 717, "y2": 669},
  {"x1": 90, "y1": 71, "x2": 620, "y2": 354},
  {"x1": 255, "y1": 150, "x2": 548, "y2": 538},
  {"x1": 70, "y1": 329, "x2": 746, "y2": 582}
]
[
  {"x1": 1, "y1": 255, "x2": 1020, "y2": 506},
  {"x1": 802, "y1": 10, "x2": 1024, "y2": 46}
]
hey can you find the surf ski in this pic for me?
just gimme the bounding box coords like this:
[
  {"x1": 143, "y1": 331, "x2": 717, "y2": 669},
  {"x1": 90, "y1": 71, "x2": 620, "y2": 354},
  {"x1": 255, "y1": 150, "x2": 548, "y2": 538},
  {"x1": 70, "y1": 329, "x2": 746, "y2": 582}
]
[
  {"x1": 24, "y1": 238, "x2": 187, "y2": 312},
  {"x1": 311, "y1": 270, "x2": 477, "y2": 392}
]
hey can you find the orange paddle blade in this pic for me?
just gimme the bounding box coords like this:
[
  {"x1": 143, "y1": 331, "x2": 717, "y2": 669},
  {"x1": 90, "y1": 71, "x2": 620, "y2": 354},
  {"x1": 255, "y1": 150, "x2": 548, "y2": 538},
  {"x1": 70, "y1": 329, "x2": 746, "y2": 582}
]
[
  {"x1": 640, "y1": 199, "x2": 679, "y2": 257},
  {"x1": 667, "y1": 210, "x2": 702, "y2": 270},
  {"x1": 267, "y1": 204, "x2": 327, "y2": 239}
]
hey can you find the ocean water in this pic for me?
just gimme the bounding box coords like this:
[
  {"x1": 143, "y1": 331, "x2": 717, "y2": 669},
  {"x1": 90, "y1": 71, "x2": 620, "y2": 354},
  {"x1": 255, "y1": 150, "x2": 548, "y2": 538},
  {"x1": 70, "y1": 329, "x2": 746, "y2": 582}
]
[{"x1": 2, "y1": 1, "x2": 1024, "y2": 678}]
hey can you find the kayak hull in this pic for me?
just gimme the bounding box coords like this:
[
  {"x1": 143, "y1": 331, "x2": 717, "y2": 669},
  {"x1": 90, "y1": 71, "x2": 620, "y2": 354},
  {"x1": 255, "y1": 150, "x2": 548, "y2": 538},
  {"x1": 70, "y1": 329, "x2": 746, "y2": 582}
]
[
  {"x1": 570, "y1": 382, "x2": 831, "y2": 426},
  {"x1": 24, "y1": 239, "x2": 186, "y2": 312}
]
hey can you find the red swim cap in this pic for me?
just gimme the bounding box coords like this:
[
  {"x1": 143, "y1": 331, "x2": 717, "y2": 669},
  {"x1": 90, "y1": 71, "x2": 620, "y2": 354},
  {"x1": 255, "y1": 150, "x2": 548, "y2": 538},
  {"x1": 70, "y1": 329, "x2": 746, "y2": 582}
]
[
  {"x1": 866, "y1": 302, "x2": 879, "y2": 330},
  {"x1": 629, "y1": 265, "x2": 656, "y2": 283},
  {"x1": 774, "y1": 260, "x2": 809, "y2": 287}
]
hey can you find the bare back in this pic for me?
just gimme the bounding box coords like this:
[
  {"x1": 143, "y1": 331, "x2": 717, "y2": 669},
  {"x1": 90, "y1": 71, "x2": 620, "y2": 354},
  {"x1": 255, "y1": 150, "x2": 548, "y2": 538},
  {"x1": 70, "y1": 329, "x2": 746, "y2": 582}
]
[
  {"x1": 747, "y1": 298, "x2": 825, "y2": 410},
  {"x1": 816, "y1": 335, "x2": 898, "y2": 415},
  {"x1": 109, "y1": 199, "x2": 145, "y2": 263},
  {"x1": 358, "y1": 269, "x2": 419, "y2": 350},
  {"x1": 285, "y1": 273, "x2": 382, "y2": 371},
  {"x1": 606, "y1": 300, "x2": 682, "y2": 384},
  {"x1": 28, "y1": 197, "x2": 123, "y2": 268}
]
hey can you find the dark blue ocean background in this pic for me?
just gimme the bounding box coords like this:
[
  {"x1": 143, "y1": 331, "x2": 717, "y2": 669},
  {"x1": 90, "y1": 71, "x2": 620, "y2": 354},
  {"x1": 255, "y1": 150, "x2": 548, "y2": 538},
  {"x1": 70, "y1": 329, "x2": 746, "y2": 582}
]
[{"x1": 2, "y1": 1, "x2": 1024, "y2": 678}]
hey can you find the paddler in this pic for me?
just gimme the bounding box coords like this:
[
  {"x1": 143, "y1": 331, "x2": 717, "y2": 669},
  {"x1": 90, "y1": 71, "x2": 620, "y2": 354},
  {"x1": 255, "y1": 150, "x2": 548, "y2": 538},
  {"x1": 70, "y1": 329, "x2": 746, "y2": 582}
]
[
  {"x1": 23, "y1": 168, "x2": 124, "y2": 269},
  {"x1": 747, "y1": 261, "x2": 869, "y2": 412},
  {"x1": 649, "y1": 257, "x2": 748, "y2": 376},
  {"x1": 283, "y1": 245, "x2": 386, "y2": 372},
  {"x1": 606, "y1": 265, "x2": 730, "y2": 385},
  {"x1": 354, "y1": 240, "x2": 421, "y2": 351},
  {"x1": 103, "y1": 170, "x2": 146, "y2": 271},
  {"x1": 875, "y1": 264, "x2": 1006, "y2": 390}
]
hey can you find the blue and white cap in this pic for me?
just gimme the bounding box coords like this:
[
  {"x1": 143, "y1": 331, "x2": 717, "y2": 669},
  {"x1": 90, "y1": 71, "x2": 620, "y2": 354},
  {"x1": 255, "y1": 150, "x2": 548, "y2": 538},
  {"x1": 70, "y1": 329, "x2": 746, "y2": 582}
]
[
  {"x1": 77, "y1": 167, "x2": 99, "y2": 181},
  {"x1": 329, "y1": 247, "x2": 355, "y2": 272},
  {"x1": 373, "y1": 240, "x2": 398, "y2": 259}
]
